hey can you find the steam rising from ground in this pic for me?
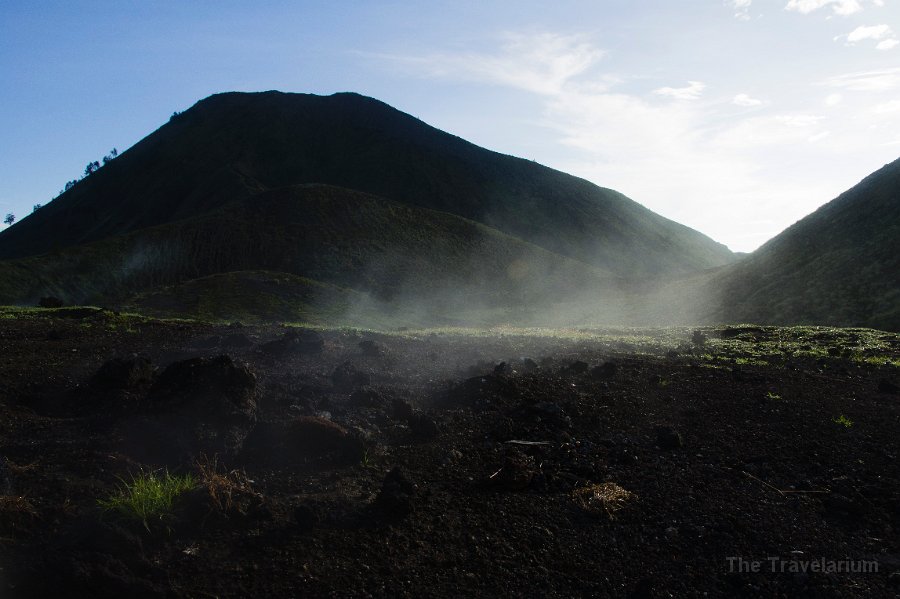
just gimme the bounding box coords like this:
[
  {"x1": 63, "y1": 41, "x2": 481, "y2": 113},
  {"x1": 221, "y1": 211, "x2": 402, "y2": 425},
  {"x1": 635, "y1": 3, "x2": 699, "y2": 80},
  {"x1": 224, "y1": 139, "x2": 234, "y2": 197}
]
[{"x1": 335, "y1": 246, "x2": 726, "y2": 330}]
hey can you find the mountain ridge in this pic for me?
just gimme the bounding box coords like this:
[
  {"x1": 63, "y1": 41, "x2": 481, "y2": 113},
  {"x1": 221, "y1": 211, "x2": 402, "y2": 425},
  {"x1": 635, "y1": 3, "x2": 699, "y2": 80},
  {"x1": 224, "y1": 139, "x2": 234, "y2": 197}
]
[
  {"x1": 691, "y1": 157, "x2": 900, "y2": 331},
  {"x1": 0, "y1": 91, "x2": 734, "y2": 278}
]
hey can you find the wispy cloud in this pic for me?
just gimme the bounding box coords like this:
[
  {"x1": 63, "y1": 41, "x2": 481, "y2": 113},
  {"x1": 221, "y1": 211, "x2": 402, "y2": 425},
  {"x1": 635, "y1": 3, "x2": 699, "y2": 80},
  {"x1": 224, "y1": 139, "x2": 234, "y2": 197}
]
[
  {"x1": 823, "y1": 67, "x2": 900, "y2": 90},
  {"x1": 777, "y1": 114, "x2": 825, "y2": 127},
  {"x1": 653, "y1": 81, "x2": 706, "y2": 100},
  {"x1": 375, "y1": 31, "x2": 899, "y2": 251},
  {"x1": 835, "y1": 24, "x2": 899, "y2": 49},
  {"x1": 375, "y1": 32, "x2": 605, "y2": 97},
  {"x1": 733, "y1": 93, "x2": 763, "y2": 106},
  {"x1": 785, "y1": 0, "x2": 866, "y2": 16}
]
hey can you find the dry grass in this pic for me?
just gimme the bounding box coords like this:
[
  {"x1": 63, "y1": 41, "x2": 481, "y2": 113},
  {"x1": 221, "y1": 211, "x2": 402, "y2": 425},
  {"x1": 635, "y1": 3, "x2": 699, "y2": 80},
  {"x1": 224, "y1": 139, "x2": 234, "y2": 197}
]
[
  {"x1": 572, "y1": 482, "x2": 635, "y2": 519},
  {"x1": 0, "y1": 495, "x2": 38, "y2": 518},
  {"x1": 195, "y1": 455, "x2": 261, "y2": 514},
  {"x1": 5, "y1": 460, "x2": 38, "y2": 475}
]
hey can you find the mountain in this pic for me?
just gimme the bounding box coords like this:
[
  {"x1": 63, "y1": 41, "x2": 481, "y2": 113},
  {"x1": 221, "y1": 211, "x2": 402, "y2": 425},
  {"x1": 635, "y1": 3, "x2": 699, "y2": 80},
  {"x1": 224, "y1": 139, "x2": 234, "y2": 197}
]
[
  {"x1": 0, "y1": 184, "x2": 614, "y2": 324},
  {"x1": 0, "y1": 91, "x2": 733, "y2": 279},
  {"x1": 704, "y1": 158, "x2": 900, "y2": 331}
]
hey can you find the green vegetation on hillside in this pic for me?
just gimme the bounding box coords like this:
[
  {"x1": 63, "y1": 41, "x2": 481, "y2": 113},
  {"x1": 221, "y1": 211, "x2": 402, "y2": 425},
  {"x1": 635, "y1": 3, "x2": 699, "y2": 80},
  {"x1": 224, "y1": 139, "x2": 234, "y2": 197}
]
[
  {"x1": 708, "y1": 158, "x2": 900, "y2": 331},
  {"x1": 0, "y1": 91, "x2": 733, "y2": 278}
]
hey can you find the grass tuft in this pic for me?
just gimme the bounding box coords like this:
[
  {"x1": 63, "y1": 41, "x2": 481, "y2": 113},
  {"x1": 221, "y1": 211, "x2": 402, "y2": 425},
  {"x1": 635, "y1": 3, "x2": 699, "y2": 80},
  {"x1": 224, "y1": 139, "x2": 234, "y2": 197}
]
[
  {"x1": 572, "y1": 482, "x2": 635, "y2": 519},
  {"x1": 832, "y1": 414, "x2": 854, "y2": 428},
  {"x1": 195, "y1": 455, "x2": 259, "y2": 514},
  {"x1": 98, "y1": 470, "x2": 195, "y2": 528}
]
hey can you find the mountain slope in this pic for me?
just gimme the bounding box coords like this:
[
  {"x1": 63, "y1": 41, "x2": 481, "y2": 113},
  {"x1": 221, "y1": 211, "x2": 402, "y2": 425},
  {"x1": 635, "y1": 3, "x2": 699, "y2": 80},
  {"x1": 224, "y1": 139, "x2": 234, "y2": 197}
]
[
  {"x1": 707, "y1": 158, "x2": 900, "y2": 330},
  {"x1": 0, "y1": 91, "x2": 733, "y2": 277},
  {"x1": 0, "y1": 185, "x2": 613, "y2": 323}
]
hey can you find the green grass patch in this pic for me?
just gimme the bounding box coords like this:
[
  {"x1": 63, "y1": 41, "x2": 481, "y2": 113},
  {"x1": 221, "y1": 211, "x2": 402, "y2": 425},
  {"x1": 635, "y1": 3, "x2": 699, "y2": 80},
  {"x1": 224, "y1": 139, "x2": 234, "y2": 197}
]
[
  {"x1": 832, "y1": 414, "x2": 854, "y2": 429},
  {"x1": 98, "y1": 470, "x2": 196, "y2": 529}
]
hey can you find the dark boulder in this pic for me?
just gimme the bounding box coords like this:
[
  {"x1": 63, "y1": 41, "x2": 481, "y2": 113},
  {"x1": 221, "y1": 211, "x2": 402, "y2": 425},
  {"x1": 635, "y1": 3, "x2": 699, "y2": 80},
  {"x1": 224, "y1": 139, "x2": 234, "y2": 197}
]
[
  {"x1": 590, "y1": 362, "x2": 617, "y2": 380},
  {"x1": 125, "y1": 356, "x2": 258, "y2": 463},
  {"x1": 487, "y1": 452, "x2": 535, "y2": 491},
  {"x1": 90, "y1": 357, "x2": 154, "y2": 390},
  {"x1": 349, "y1": 388, "x2": 388, "y2": 408},
  {"x1": 519, "y1": 357, "x2": 539, "y2": 372},
  {"x1": 358, "y1": 340, "x2": 384, "y2": 357},
  {"x1": 296, "y1": 329, "x2": 326, "y2": 353},
  {"x1": 260, "y1": 329, "x2": 324, "y2": 357},
  {"x1": 244, "y1": 416, "x2": 365, "y2": 467},
  {"x1": 12, "y1": 516, "x2": 163, "y2": 599},
  {"x1": 563, "y1": 361, "x2": 589, "y2": 375},
  {"x1": 526, "y1": 401, "x2": 571, "y2": 428},
  {"x1": 221, "y1": 333, "x2": 254, "y2": 348},
  {"x1": 494, "y1": 361, "x2": 514, "y2": 375},
  {"x1": 331, "y1": 362, "x2": 371, "y2": 391},
  {"x1": 655, "y1": 425, "x2": 683, "y2": 450},
  {"x1": 391, "y1": 398, "x2": 415, "y2": 421},
  {"x1": 878, "y1": 379, "x2": 899, "y2": 395},
  {"x1": 407, "y1": 412, "x2": 441, "y2": 440},
  {"x1": 374, "y1": 467, "x2": 417, "y2": 517}
]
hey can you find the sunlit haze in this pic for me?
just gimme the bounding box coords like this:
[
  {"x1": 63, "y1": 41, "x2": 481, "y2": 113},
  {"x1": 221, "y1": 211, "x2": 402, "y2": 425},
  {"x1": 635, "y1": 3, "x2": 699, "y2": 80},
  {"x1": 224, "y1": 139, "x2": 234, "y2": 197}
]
[{"x1": 1, "y1": 0, "x2": 898, "y2": 251}]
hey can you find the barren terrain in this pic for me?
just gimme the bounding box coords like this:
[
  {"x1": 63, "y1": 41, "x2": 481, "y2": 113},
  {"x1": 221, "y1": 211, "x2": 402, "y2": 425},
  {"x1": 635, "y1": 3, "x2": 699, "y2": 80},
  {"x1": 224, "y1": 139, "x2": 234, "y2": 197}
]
[{"x1": 1, "y1": 307, "x2": 898, "y2": 597}]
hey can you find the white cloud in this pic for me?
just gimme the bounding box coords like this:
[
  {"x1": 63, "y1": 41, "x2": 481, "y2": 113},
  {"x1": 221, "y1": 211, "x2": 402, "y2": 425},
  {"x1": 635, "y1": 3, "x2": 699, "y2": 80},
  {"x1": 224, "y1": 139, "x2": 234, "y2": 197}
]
[
  {"x1": 733, "y1": 93, "x2": 763, "y2": 106},
  {"x1": 777, "y1": 114, "x2": 825, "y2": 127},
  {"x1": 835, "y1": 24, "x2": 899, "y2": 49},
  {"x1": 730, "y1": 0, "x2": 753, "y2": 20},
  {"x1": 375, "y1": 32, "x2": 606, "y2": 97},
  {"x1": 873, "y1": 99, "x2": 900, "y2": 113},
  {"x1": 378, "y1": 32, "x2": 900, "y2": 251},
  {"x1": 846, "y1": 24, "x2": 892, "y2": 42},
  {"x1": 824, "y1": 67, "x2": 900, "y2": 91},
  {"x1": 785, "y1": 0, "x2": 864, "y2": 15},
  {"x1": 653, "y1": 81, "x2": 706, "y2": 100}
]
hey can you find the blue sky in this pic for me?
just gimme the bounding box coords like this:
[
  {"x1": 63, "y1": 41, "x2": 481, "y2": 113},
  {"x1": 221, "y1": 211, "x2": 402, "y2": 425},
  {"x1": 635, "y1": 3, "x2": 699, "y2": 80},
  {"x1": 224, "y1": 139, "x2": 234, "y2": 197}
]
[{"x1": 1, "y1": 0, "x2": 898, "y2": 251}]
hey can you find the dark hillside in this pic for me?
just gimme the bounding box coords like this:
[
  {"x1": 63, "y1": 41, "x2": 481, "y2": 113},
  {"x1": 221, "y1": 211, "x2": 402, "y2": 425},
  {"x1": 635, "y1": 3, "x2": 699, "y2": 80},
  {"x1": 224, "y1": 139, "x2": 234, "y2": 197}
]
[
  {"x1": 708, "y1": 157, "x2": 900, "y2": 330},
  {"x1": 0, "y1": 185, "x2": 611, "y2": 319},
  {"x1": 0, "y1": 91, "x2": 733, "y2": 277}
]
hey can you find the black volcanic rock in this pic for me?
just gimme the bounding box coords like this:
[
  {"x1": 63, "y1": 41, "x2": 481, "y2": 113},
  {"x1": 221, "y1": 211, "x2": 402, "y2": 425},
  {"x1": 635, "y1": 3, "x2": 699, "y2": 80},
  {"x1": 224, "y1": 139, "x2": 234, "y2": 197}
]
[
  {"x1": 331, "y1": 362, "x2": 370, "y2": 391},
  {"x1": 124, "y1": 355, "x2": 259, "y2": 463},
  {"x1": 90, "y1": 356, "x2": 154, "y2": 390}
]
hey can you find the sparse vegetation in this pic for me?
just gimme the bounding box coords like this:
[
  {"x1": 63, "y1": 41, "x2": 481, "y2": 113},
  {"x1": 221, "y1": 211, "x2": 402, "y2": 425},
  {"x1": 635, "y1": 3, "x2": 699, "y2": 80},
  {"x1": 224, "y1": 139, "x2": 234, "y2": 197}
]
[
  {"x1": 833, "y1": 414, "x2": 854, "y2": 428},
  {"x1": 195, "y1": 455, "x2": 260, "y2": 514},
  {"x1": 98, "y1": 470, "x2": 196, "y2": 529},
  {"x1": 572, "y1": 482, "x2": 635, "y2": 519},
  {"x1": 0, "y1": 495, "x2": 38, "y2": 518},
  {"x1": 0, "y1": 314, "x2": 896, "y2": 596}
]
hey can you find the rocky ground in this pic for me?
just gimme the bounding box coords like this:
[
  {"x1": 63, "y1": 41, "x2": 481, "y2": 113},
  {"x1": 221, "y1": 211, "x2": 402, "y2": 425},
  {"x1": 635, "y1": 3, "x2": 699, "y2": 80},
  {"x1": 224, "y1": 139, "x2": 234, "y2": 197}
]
[{"x1": 0, "y1": 307, "x2": 898, "y2": 598}]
